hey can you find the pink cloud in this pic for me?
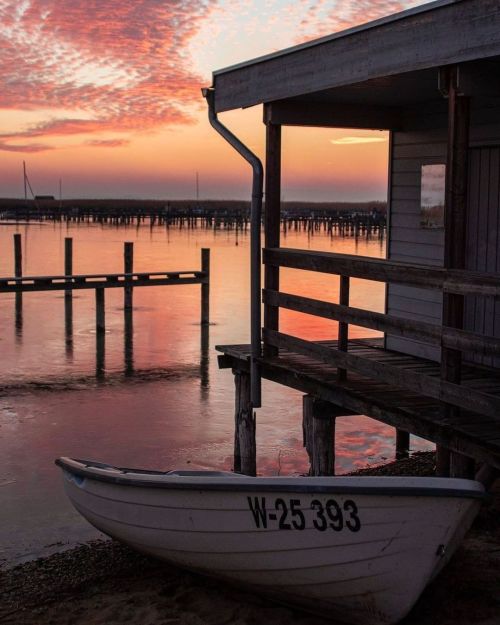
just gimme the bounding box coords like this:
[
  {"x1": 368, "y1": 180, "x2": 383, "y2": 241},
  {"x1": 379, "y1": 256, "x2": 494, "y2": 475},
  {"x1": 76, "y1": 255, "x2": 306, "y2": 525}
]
[
  {"x1": 295, "y1": 0, "x2": 426, "y2": 41},
  {"x1": 0, "y1": 0, "x2": 216, "y2": 150}
]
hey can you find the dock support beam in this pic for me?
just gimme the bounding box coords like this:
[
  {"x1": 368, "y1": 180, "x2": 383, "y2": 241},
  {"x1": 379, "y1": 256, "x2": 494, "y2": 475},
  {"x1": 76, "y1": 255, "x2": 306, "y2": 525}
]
[
  {"x1": 302, "y1": 395, "x2": 336, "y2": 476},
  {"x1": 64, "y1": 237, "x2": 73, "y2": 301},
  {"x1": 13, "y1": 233, "x2": 22, "y2": 332},
  {"x1": 124, "y1": 241, "x2": 133, "y2": 310},
  {"x1": 234, "y1": 371, "x2": 256, "y2": 476},
  {"x1": 201, "y1": 248, "x2": 210, "y2": 325},
  {"x1": 396, "y1": 430, "x2": 410, "y2": 460},
  {"x1": 95, "y1": 288, "x2": 105, "y2": 333}
]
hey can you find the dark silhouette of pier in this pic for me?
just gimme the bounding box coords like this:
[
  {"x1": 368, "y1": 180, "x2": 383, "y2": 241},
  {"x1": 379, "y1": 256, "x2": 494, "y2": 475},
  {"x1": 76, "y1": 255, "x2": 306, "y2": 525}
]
[{"x1": 0, "y1": 198, "x2": 386, "y2": 238}]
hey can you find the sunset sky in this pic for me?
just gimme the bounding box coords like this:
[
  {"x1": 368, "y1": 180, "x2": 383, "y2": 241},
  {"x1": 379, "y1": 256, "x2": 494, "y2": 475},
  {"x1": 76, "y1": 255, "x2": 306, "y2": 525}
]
[{"x1": 0, "y1": 0, "x2": 428, "y2": 201}]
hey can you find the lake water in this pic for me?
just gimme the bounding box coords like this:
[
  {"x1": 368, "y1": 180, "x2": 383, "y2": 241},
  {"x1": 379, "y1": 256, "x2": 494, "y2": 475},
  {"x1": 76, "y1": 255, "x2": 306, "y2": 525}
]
[{"x1": 0, "y1": 220, "x2": 430, "y2": 566}]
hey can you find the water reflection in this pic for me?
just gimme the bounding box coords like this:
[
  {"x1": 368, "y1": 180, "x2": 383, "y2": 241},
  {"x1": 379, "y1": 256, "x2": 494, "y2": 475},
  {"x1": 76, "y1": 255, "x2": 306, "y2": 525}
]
[
  {"x1": 124, "y1": 307, "x2": 134, "y2": 376},
  {"x1": 64, "y1": 296, "x2": 73, "y2": 360}
]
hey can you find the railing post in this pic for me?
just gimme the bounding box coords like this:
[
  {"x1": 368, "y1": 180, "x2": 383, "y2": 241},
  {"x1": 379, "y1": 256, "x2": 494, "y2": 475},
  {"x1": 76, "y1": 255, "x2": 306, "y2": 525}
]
[
  {"x1": 263, "y1": 112, "x2": 281, "y2": 357},
  {"x1": 201, "y1": 248, "x2": 210, "y2": 325},
  {"x1": 337, "y1": 275, "x2": 349, "y2": 381},
  {"x1": 124, "y1": 241, "x2": 134, "y2": 310}
]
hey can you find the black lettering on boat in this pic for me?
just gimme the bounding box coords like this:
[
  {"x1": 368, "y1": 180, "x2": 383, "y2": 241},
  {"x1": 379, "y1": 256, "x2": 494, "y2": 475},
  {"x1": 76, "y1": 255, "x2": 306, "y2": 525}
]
[
  {"x1": 290, "y1": 498, "x2": 305, "y2": 530},
  {"x1": 275, "y1": 498, "x2": 292, "y2": 530},
  {"x1": 326, "y1": 499, "x2": 343, "y2": 531},
  {"x1": 311, "y1": 499, "x2": 327, "y2": 531},
  {"x1": 344, "y1": 500, "x2": 361, "y2": 532},
  {"x1": 247, "y1": 496, "x2": 268, "y2": 528}
]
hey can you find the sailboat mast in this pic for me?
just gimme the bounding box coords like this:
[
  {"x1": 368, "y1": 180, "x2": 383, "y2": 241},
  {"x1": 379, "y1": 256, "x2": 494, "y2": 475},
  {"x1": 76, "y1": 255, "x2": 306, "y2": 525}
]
[{"x1": 23, "y1": 161, "x2": 27, "y2": 205}]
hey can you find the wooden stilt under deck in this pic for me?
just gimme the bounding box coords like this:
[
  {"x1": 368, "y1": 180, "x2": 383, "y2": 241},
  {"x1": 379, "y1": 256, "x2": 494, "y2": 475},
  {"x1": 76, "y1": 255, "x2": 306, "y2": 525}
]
[
  {"x1": 302, "y1": 395, "x2": 336, "y2": 476},
  {"x1": 234, "y1": 371, "x2": 256, "y2": 476}
]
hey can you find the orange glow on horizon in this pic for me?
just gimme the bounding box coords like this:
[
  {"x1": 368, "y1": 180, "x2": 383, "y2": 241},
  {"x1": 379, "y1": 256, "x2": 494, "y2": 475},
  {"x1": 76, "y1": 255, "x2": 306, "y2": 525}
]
[{"x1": 0, "y1": 0, "x2": 426, "y2": 199}]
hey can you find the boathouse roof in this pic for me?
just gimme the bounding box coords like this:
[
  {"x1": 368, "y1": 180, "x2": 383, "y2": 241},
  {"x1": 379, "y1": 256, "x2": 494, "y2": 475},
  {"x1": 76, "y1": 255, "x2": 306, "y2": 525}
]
[{"x1": 211, "y1": 0, "x2": 500, "y2": 119}]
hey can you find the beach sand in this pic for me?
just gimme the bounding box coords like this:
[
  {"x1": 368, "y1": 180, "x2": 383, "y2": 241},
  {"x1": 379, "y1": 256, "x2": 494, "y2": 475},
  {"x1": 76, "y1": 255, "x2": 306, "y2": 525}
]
[{"x1": 2, "y1": 453, "x2": 500, "y2": 625}]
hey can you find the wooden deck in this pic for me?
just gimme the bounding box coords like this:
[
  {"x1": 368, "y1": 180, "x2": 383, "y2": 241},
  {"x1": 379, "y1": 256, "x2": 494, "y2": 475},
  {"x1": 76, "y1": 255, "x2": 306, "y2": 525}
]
[{"x1": 217, "y1": 338, "x2": 500, "y2": 469}]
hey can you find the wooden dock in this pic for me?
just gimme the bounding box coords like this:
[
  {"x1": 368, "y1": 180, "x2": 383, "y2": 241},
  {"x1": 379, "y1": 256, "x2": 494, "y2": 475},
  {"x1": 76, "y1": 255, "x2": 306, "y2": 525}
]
[{"x1": 217, "y1": 338, "x2": 500, "y2": 471}]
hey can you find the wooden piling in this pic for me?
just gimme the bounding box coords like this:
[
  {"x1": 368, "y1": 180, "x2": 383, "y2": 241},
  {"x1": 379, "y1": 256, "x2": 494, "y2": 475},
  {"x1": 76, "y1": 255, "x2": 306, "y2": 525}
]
[
  {"x1": 95, "y1": 288, "x2": 105, "y2": 333},
  {"x1": 303, "y1": 395, "x2": 335, "y2": 476},
  {"x1": 14, "y1": 233, "x2": 23, "y2": 330},
  {"x1": 450, "y1": 451, "x2": 475, "y2": 479},
  {"x1": 124, "y1": 241, "x2": 133, "y2": 310},
  {"x1": 64, "y1": 237, "x2": 73, "y2": 300},
  {"x1": 395, "y1": 429, "x2": 410, "y2": 460},
  {"x1": 14, "y1": 234, "x2": 22, "y2": 277},
  {"x1": 201, "y1": 248, "x2": 210, "y2": 325},
  {"x1": 234, "y1": 371, "x2": 256, "y2": 476},
  {"x1": 436, "y1": 445, "x2": 451, "y2": 477}
]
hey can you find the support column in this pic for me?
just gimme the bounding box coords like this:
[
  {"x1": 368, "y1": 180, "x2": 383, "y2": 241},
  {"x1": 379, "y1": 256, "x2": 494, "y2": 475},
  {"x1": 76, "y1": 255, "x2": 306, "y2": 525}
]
[
  {"x1": 395, "y1": 430, "x2": 410, "y2": 460},
  {"x1": 201, "y1": 248, "x2": 210, "y2": 325},
  {"x1": 234, "y1": 371, "x2": 256, "y2": 476},
  {"x1": 64, "y1": 237, "x2": 73, "y2": 301},
  {"x1": 263, "y1": 109, "x2": 281, "y2": 357},
  {"x1": 450, "y1": 452, "x2": 475, "y2": 479},
  {"x1": 13, "y1": 233, "x2": 23, "y2": 333},
  {"x1": 441, "y1": 65, "x2": 470, "y2": 472},
  {"x1": 124, "y1": 241, "x2": 133, "y2": 310},
  {"x1": 436, "y1": 445, "x2": 451, "y2": 477},
  {"x1": 302, "y1": 395, "x2": 335, "y2": 476}
]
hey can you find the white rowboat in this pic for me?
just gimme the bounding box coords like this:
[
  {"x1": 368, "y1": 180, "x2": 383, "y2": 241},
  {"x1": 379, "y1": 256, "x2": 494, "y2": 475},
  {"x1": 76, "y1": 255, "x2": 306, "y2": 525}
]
[{"x1": 56, "y1": 457, "x2": 484, "y2": 625}]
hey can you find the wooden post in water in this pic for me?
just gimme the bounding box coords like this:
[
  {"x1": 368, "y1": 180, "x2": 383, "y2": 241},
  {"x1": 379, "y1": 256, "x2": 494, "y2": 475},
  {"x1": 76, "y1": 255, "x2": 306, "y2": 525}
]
[
  {"x1": 201, "y1": 248, "x2": 210, "y2": 325},
  {"x1": 303, "y1": 396, "x2": 335, "y2": 476},
  {"x1": 95, "y1": 288, "x2": 105, "y2": 333},
  {"x1": 395, "y1": 430, "x2": 410, "y2": 460},
  {"x1": 436, "y1": 446, "x2": 451, "y2": 477},
  {"x1": 64, "y1": 237, "x2": 73, "y2": 301},
  {"x1": 13, "y1": 233, "x2": 23, "y2": 332},
  {"x1": 124, "y1": 241, "x2": 133, "y2": 310},
  {"x1": 234, "y1": 371, "x2": 256, "y2": 476}
]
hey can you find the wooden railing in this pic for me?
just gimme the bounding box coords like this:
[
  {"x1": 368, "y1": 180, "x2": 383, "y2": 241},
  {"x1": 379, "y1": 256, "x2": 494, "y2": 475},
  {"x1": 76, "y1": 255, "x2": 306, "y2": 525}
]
[{"x1": 262, "y1": 247, "x2": 500, "y2": 416}]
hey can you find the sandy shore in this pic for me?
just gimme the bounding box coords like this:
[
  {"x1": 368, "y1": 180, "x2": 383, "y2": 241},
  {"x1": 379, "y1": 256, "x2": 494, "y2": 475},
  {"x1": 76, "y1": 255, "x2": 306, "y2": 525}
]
[{"x1": 2, "y1": 453, "x2": 500, "y2": 625}]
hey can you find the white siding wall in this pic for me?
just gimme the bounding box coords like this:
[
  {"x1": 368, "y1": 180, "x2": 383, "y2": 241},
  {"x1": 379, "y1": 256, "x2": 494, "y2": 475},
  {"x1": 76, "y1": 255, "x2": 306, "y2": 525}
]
[{"x1": 386, "y1": 97, "x2": 500, "y2": 360}]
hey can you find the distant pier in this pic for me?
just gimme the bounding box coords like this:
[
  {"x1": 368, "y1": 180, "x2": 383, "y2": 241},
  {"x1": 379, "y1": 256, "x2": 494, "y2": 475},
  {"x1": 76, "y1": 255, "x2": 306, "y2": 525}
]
[{"x1": 0, "y1": 198, "x2": 386, "y2": 238}]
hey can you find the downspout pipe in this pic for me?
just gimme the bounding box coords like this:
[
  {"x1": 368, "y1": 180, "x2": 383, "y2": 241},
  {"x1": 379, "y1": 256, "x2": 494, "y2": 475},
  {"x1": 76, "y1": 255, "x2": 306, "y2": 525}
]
[{"x1": 202, "y1": 87, "x2": 263, "y2": 408}]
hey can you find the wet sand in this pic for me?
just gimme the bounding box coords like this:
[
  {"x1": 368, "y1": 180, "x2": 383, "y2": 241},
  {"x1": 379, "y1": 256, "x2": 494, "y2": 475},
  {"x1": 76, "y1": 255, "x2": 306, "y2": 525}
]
[{"x1": 2, "y1": 453, "x2": 500, "y2": 625}]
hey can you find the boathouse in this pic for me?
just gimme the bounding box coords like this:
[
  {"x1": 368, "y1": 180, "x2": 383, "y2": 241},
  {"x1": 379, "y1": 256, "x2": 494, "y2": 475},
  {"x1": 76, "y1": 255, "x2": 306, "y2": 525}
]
[{"x1": 206, "y1": 0, "x2": 500, "y2": 479}]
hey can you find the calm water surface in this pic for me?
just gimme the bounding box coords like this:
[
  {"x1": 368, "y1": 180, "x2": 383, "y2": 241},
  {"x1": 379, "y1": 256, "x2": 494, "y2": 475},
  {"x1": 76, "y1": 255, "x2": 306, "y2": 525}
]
[{"x1": 0, "y1": 221, "x2": 430, "y2": 566}]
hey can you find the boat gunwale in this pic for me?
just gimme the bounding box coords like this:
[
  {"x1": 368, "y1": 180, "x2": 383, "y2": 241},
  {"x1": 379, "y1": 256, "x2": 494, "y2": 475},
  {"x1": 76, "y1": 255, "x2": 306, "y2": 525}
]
[{"x1": 56, "y1": 458, "x2": 486, "y2": 500}]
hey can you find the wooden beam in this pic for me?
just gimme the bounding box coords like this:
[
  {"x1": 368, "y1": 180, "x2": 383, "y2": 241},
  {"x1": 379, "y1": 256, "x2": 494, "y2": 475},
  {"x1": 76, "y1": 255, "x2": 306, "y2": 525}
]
[
  {"x1": 213, "y1": 1, "x2": 500, "y2": 112},
  {"x1": 263, "y1": 117, "x2": 281, "y2": 357},
  {"x1": 264, "y1": 100, "x2": 401, "y2": 130},
  {"x1": 337, "y1": 276, "x2": 349, "y2": 382},
  {"x1": 264, "y1": 329, "x2": 500, "y2": 420},
  {"x1": 263, "y1": 289, "x2": 500, "y2": 357},
  {"x1": 264, "y1": 247, "x2": 500, "y2": 296}
]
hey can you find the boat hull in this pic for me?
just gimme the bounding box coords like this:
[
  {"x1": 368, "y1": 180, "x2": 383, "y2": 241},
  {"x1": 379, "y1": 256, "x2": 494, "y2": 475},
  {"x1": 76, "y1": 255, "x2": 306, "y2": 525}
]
[{"x1": 56, "y1": 458, "x2": 483, "y2": 625}]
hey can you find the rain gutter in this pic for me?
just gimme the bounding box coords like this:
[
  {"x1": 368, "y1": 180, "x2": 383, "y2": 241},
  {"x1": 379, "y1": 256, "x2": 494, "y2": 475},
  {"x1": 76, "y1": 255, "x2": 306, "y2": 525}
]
[{"x1": 202, "y1": 87, "x2": 262, "y2": 407}]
